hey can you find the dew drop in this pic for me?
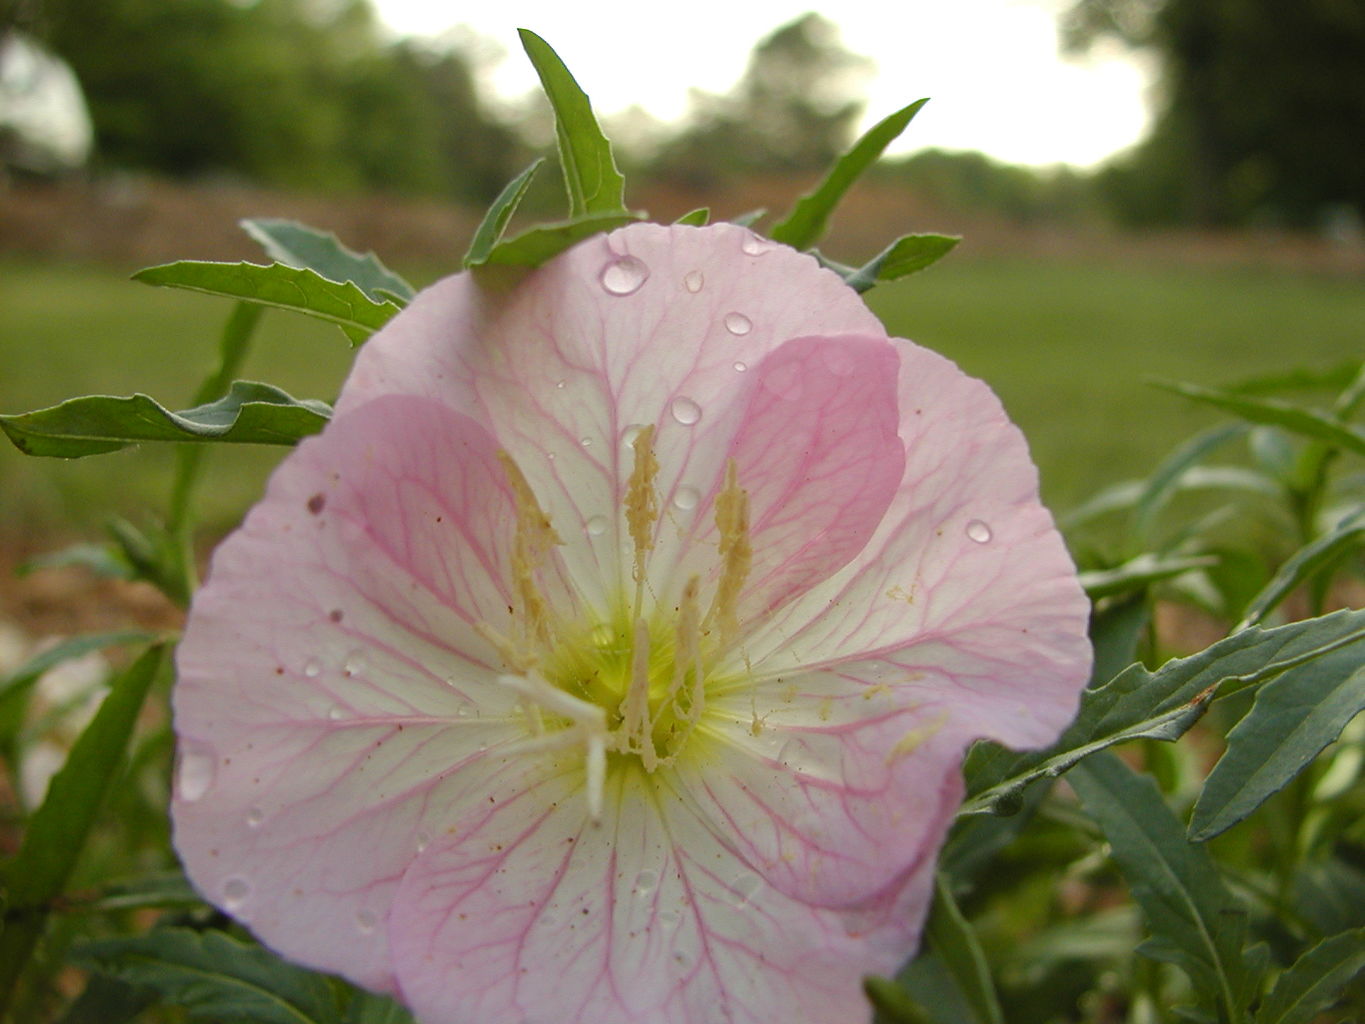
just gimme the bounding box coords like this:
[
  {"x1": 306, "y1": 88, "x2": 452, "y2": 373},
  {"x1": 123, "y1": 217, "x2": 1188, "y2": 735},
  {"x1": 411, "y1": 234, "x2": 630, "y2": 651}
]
[
  {"x1": 555, "y1": 379, "x2": 566, "y2": 389},
  {"x1": 621, "y1": 424, "x2": 644, "y2": 447},
  {"x1": 965, "y1": 519, "x2": 993, "y2": 544},
  {"x1": 741, "y1": 232, "x2": 773, "y2": 256},
  {"x1": 546, "y1": 451, "x2": 557, "y2": 461},
  {"x1": 723, "y1": 311, "x2": 752, "y2": 336},
  {"x1": 732, "y1": 361, "x2": 747, "y2": 372},
  {"x1": 327, "y1": 705, "x2": 346, "y2": 720},
  {"x1": 672, "y1": 486, "x2": 699, "y2": 511},
  {"x1": 175, "y1": 741, "x2": 216, "y2": 803},
  {"x1": 683, "y1": 270, "x2": 704, "y2": 293},
  {"x1": 356, "y1": 909, "x2": 377, "y2": 933},
  {"x1": 343, "y1": 650, "x2": 366, "y2": 677},
  {"x1": 600, "y1": 255, "x2": 649, "y2": 296},
  {"x1": 580, "y1": 436, "x2": 593, "y2": 448},
  {"x1": 222, "y1": 876, "x2": 251, "y2": 910},
  {"x1": 416, "y1": 831, "x2": 432, "y2": 853},
  {"x1": 632, "y1": 869, "x2": 658, "y2": 896},
  {"x1": 670, "y1": 397, "x2": 702, "y2": 426},
  {"x1": 730, "y1": 873, "x2": 762, "y2": 909},
  {"x1": 246, "y1": 806, "x2": 264, "y2": 828},
  {"x1": 586, "y1": 515, "x2": 608, "y2": 536},
  {"x1": 303, "y1": 658, "x2": 321, "y2": 678}
]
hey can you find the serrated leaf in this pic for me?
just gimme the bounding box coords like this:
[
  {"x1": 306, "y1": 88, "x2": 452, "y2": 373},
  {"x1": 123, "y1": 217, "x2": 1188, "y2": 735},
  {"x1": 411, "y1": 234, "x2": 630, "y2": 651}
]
[
  {"x1": 240, "y1": 219, "x2": 414, "y2": 303},
  {"x1": 961, "y1": 608, "x2": 1365, "y2": 816},
  {"x1": 1237, "y1": 507, "x2": 1365, "y2": 630},
  {"x1": 134, "y1": 261, "x2": 400, "y2": 344},
  {"x1": 0, "y1": 381, "x2": 331, "y2": 458},
  {"x1": 674, "y1": 207, "x2": 710, "y2": 226},
  {"x1": 1155, "y1": 380, "x2": 1365, "y2": 457},
  {"x1": 518, "y1": 29, "x2": 628, "y2": 218},
  {"x1": 462, "y1": 159, "x2": 546, "y2": 268},
  {"x1": 477, "y1": 211, "x2": 643, "y2": 269},
  {"x1": 817, "y1": 234, "x2": 961, "y2": 293},
  {"x1": 72, "y1": 928, "x2": 344, "y2": 1024},
  {"x1": 1255, "y1": 928, "x2": 1365, "y2": 1024},
  {"x1": 1189, "y1": 647, "x2": 1365, "y2": 841},
  {"x1": 770, "y1": 99, "x2": 928, "y2": 250},
  {"x1": 1079, "y1": 552, "x2": 1218, "y2": 600},
  {"x1": 0, "y1": 645, "x2": 168, "y2": 1012},
  {"x1": 1072, "y1": 752, "x2": 1254, "y2": 1019}
]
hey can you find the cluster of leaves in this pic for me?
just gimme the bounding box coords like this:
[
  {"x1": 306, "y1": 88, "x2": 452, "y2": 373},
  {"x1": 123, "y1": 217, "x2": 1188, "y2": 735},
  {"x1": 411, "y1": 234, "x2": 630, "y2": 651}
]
[{"x1": 0, "y1": 29, "x2": 1361, "y2": 1024}]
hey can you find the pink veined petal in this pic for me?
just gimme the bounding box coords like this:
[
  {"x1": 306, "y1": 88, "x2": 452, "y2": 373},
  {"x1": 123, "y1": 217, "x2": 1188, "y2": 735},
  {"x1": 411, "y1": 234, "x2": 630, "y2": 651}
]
[
  {"x1": 740, "y1": 342, "x2": 1092, "y2": 750},
  {"x1": 334, "y1": 223, "x2": 886, "y2": 615},
  {"x1": 657, "y1": 333, "x2": 905, "y2": 625},
  {"x1": 173, "y1": 395, "x2": 575, "y2": 990},
  {"x1": 389, "y1": 762, "x2": 947, "y2": 1024}
]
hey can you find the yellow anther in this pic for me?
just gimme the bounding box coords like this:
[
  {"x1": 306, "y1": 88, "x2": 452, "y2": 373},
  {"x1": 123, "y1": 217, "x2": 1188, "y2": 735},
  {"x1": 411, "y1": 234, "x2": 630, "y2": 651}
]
[
  {"x1": 625, "y1": 425, "x2": 660, "y2": 620},
  {"x1": 670, "y1": 576, "x2": 705, "y2": 723},
  {"x1": 706, "y1": 459, "x2": 752, "y2": 645},
  {"x1": 618, "y1": 617, "x2": 658, "y2": 772},
  {"x1": 497, "y1": 451, "x2": 562, "y2": 649}
]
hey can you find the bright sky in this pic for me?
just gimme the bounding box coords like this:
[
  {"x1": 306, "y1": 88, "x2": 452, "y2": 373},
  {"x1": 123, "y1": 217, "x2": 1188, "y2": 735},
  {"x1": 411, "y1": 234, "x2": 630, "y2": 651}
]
[{"x1": 372, "y1": 0, "x2": 1153, "y2": 168}]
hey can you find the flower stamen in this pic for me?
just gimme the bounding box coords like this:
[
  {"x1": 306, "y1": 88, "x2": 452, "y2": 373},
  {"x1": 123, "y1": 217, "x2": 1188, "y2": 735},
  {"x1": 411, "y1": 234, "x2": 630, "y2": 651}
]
[
  {"x1": 498, "y1": 451, "x2": 563, "y2": 650},
  {"x1": 705, "y1": 459, "x2": 751, "y2": 646},
  {"x1": 625, "y1": 424, "x2": 660, "y2": 621}
]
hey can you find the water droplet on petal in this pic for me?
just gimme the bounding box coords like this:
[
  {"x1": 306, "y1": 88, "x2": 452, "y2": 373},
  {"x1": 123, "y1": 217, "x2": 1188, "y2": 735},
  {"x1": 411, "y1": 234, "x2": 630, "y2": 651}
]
[
  {"x1": 965, "y1": 519, "x2": 993, "y2": 544},
  {"x1": 733, "y1": 361, "x2": 747, "y2": 373},
  {"x1": 327, "y1": 705, "x2": 345, "y2": 720},
  {"x1": 683, "y1": 270, "x2": 704, "y2": 293},
  {"x1": 730, "y1": 873, "x2": 762, "y2": 909},
  {"x1": 741, "y1": 232, "x2": 773, "y2": 256},
  {"x1": 546, "y1": 451, "x2": 556, "y2": 461},
  {"x1": 555, "y1": 379, "x2": 566, "y2": 389},
  {"x1": 343, "y1": 650, "x2": 366, "y2": 677},
  {"x1": 580, "y1": 436, "x2": 592, "y2": 448},
  {"x1": 175, "y1": 741, "x2": 216, "y2": 803},
  {"x1": 672, "y1": 486, "x2": 699, "y2": 511},
  {"x1": 723, "y1": 312, "x2": 752, "y2": 336},
  {"x1": 600, "y1": 255, "x2": 649, "y2": 295},
  {"x1": 670, "y1": 397, "x2": 701, "y2": 426},
  {"x1": 621, "y1": 424, "x2": 644, "y2": 447},
  {"x1": 586, "y1": 515, "x2": 608, "y2": 536},
  {"x1": 632, "y1": 869, "x2": 658, "y2": 896},
  {"x1": 246, "y1": 806, "x2": 264, "y2": 828},
  {"x1": 356, "y1": 909, "x2": 377, "y2": 933},
  {"x1": 222, "y1": 876, "x2": 251, "y2": 910},
  {"x1": 416, "y1": 831, "x2": 432, "y2": 852},
  {"x1": 303, "y1": 659, "x2": 321, "y2": 678}
]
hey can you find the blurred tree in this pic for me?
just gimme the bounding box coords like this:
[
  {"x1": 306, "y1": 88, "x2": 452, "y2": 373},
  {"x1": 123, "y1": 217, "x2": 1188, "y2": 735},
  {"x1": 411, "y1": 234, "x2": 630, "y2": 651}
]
[
  {"x1": 1063, "y1": 0, "x2": 1365, "y2": 227},
  {"x1": 26, "y1": 0, "x2": 521, "y2": 200},
  {"x1": 651, "y1": 13, "x2": 870, "y2": 186}
]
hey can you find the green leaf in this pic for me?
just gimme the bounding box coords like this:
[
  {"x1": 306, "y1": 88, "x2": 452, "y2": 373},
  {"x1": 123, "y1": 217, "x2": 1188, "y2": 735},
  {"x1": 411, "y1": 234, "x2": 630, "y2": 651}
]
[
  {"x1": 1089, "y1": 594, "x2": 1150, "y2": 689},
  {"x1": 961, "y1": 608, "x2": 1365, "y2": 816},
  {"x1": 770, "y1": 99, "x2": 929, "y2": 250},
  {"x1": 0, "y1": 645, "x2": 168, "y2": 1014},
  {"x1": 674, "y1": 207, "x2": 710, "y2": 226},
  {"x1": 1131, "y1": 423, "x2": 1247, "y2": 544},
  {"x1": 1189, "y1": 646, "x2": 1365, "y2": 841},
  {"x1": 462, "y1": 159, "x2": 546, "y2": 268},
  {"x1": 729, "y1": 208, "x2": 767, "y2": 227},
  {"x1": 0, "y1": 381, "x2": 331, "y2": 458},
  {"x1": 1072, "y1": 752, "x2": 1254, "y2": 1020},
  {"x1": 18, "y1": 542, "x2": 135, "y2": 580},
  {"x1": 1237, "y1": 507, "x2": 1365, "y2": 630},
  {"x1": 1229, "y1": 360, "x2": 1364, "y2": 397},
  {"x1": 917, "y1": 874, "x2": 1003, "y2": 1024},
  {"x1": 1255, "y1": 928, "x2": 1365, "y2": 1024},
  {"x1": 518, "y1": 29, "x2": 628, "y2": 218},
  {"x1": 1154, "y1": 380, "x2": 1365, "y2": 457},
  {"x1": 134, "y1": 261, "x2": 401, "y2": 344},
  {"x1": 84, "y1": 871, "x2": 203, "y2": 913},
  {"x1": 816, "y1": 234, "x2": 961, "y2": 293},
  {"x1": 72, "y1": 928, "x2": 344, "y2": 1024},
  {"x1": 57, "y1": 975, "x2": 157, "y2": 1024},
  {"x1": 240, "y1": 219, "x2": 415, "y2": 303},
  {"x1": 342, "y1": 989, "x2": 417, "y2": 1024},
  {"x1": 1079, "y1": 552, "x2": 1218, "y2": 600},
  {"x1": 864, "y1": 976, "x2": 933, "y2": 1024},
  {"x1": 477, "y1": 211, "x2": 643, "y2": 269}
]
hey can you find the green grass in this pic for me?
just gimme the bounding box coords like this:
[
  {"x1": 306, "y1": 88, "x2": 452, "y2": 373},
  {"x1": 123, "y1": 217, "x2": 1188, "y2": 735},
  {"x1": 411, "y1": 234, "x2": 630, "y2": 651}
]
[{"x1": 2, "y1": 253, "x2": 1361, "y2": 551}]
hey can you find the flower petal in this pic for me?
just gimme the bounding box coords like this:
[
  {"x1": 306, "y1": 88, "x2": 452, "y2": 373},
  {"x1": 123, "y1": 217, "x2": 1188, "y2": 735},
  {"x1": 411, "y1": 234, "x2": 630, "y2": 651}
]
[
  {"x1": 173, "y1": 394, "x2": 568, "y2": 989},
  {"x1": 389, "y1": 763, "x2": 941, "y2": 1024},
  {"x1": 741, "y1": 343, "x2": 1092, "y2": 749}
]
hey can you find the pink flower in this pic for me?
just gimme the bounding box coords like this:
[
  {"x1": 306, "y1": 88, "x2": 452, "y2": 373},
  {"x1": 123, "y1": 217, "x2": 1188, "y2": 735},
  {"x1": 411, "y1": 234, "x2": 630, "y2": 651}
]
[{"x1": 172, "y1": 223, "x2": 1091, "y2": 1024}]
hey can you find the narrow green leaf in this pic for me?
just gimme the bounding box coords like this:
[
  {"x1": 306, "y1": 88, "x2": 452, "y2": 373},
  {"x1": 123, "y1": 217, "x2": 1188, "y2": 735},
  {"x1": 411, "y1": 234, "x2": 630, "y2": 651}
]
[
  {"x1": 674, "y1": 207, "x2": 710, "y2": 226},
  {"x1": 83, "y1": 871, "x2": 203, "y2": 913},
  {"x1": 864, "y1": 976, "x2": 933, "y2": 1024},
  {"x1": 462, "y1": 159, "x2": 546, "y2": 268},
  {"x1": 518, "y1": 29, "x2": 628, "y2": 218},
  {"x1": 770, "y1": 99, "x2": 928, "y2": 250},
  {"x1": 1255, "y1": 928, "x2": 1365, "y2": 1024},
  {"x1": 17, "y1": 542, "x2": 134, "y2": 580},
  {"x1": 961, "y1": 608, "x2": 1365, "y2": 816},
  {"x1": 72, "y1": 928, "x2": 344, "y2": 1024},
  {"x1": 134, "y1": 261, "x2": 400, "y2": 344},
  {"x1": 1154, "y1": 380, "x2": 1365, "y2": 457},
  {"x1": 1229, "y1": 360, "x2": 1364, "y2": 397},
  {"x1": 817, "y1": 234, "x2": 961, "y2": 293},
  {"x1": 0, "y1": 381, "x2": 331, "y2": 458},
  {"x1": 478, "y1": 211, "x2": 643, "y2": 269},
  {"x1": 1189, "y1": 647, "x2": 1365, "y2": 841},
  {"x1": 729, "y1": 208, "x2": 766, "y2": 227},
  {"x1": 240, "y1": 219, "x2": 415, "y2": 303},
  {"x1": 1072, "y1": 752, "x2": 1253, "y2": 1019},
  {"x1": 0, "y1": 645, "x2": 168, "y2": 1014},
  {"x1": 1237, "y1": 507, "x2": 1365, "y2": 630},
  {"x1": 1132, "y1": 423, "x2": 1247, "y2": 544},
  {"x1": 1079, "y1": 552, "x2": 1218, "y2": 600},
  {"x1": 919, "y1": 874, "x2": 1003, "y2": 1024}
]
